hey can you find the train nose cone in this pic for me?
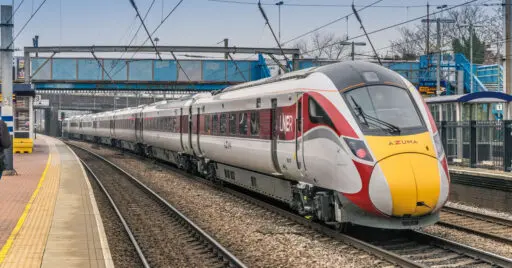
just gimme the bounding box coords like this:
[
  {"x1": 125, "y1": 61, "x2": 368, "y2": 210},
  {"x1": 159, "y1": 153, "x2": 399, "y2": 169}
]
[{"x1": 369, "y1": 153, "x2": 440, "y2": 217}]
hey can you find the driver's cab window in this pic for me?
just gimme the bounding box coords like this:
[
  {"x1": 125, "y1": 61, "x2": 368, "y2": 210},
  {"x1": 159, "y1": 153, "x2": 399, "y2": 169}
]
[{"x1": 308, "y1": 97, "x2": 334, "y2": 129}]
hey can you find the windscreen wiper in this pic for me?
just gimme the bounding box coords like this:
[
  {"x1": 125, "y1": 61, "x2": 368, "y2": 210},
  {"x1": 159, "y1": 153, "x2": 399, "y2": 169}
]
[
  {"x1": 350, "y1": 96, "x2": 401, "y2": 134},
  {"x1": 350, "y1": 96, "x2": 369, "y2": 126}
]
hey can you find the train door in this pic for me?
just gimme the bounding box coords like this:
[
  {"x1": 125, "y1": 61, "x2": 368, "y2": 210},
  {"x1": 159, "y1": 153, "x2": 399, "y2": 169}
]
[
  {"x1": 195, "y1": 107, "x2": 202, "y2": 156},
  {"x1": 188, "y1": 105, "x2": 194, "y2": 155},
  {"x1": 271, "y1": 98, "x2": 282, "y2": 174},
  {"x1": 110, "y1": 116, "x2": 114, "y2": 137},
  {"x1": 296, "y1": 93, "x2": 307, "y2": 173},
  {"x1": 135, "y1": 112, "x2": 142, "y2": 143},
  {"x1": 179, "y1": 108, "x2": 185, "y2": 151}
]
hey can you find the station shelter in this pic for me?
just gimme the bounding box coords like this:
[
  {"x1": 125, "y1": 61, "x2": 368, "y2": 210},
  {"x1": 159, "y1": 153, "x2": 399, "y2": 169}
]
[{"x1": 425, "y1": 92, "x2": 512, "y2": 170}]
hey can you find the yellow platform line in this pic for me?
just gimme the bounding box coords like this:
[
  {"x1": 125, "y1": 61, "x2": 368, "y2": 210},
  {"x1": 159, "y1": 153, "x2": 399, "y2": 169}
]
[{"x1": 0, "y1": 154, "x2": 52, "y2": 264}]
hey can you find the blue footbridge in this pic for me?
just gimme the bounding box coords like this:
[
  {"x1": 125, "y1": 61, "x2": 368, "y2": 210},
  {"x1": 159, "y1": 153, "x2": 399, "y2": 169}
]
[{"x1": 22, "y1": 46, "x2": 503, "y2": 96}]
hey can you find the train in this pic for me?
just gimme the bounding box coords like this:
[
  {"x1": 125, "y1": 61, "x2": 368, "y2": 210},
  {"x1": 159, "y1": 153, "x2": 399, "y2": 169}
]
[{"x1": 63, "y1": 61, "x2": 450, "y2": 230}]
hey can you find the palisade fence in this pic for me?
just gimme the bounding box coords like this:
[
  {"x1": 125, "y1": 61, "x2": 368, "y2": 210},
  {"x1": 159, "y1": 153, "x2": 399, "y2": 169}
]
[{"x1": 437, "y1": 120, "x2": 512, "y2": 172}]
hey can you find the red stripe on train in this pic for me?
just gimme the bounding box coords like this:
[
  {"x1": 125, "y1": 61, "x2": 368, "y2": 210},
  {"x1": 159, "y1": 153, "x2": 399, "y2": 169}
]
[
  {"x1": 342, "y1": 161, "x2": 384, "y2": 216},
  {"x1": 307, "y1": 92, "x2": 357, "y2": 138}
]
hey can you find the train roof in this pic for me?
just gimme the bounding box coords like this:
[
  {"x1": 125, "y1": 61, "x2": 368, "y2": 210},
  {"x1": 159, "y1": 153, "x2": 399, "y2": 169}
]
[
  {"x1": 218, "y1": 61, "x2": 408, "y2": 94},
  {"x1": 317, "y1": 61, "x2": 408, "y2": 91}
]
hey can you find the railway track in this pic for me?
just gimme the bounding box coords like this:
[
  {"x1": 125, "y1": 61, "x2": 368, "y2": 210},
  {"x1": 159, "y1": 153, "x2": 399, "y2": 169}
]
[
  {"x1": 68, "y1": 141, "x2": 512, "y2": 268},
  {"x1": 69, "y1": 144, "x2": 246, "y2": 268},
  {"x1": 355, "y1": 228, "x2": 511, "y2": 267},
  {"x1": 438, "y1": 206, "x2": 512, "y2": 244}
]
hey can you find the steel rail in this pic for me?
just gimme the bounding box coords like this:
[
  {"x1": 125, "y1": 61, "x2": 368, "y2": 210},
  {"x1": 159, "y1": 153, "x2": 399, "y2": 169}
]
[
  {"x1": 68, "y1": 143, "x2": 248, "y2": 268},
  {"x1": 437, "y1": 206, "x2": 512, "y2": 245},
  {"x1": 102, "y1": 147, "x2": 425, "y2": 268},
  {"x1": 436, "y1": 220, "x2": 512, "y2": 245},
  {"x1": 79, "y1": 159, "x2": 150, "y2": 268},
  {"x1": 442, "y1": 206, "x2": 512, "y2": 227},
  {"x1": 66, "y1": 140, "x2": 512, "y2": 268},
  {"x1": 407, "y1": 230, "x2": 512, "y2": 268}
]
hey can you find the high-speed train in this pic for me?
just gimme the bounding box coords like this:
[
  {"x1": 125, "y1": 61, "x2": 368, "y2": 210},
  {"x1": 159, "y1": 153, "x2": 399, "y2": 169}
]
[{"x1": 64, "y1": 61, "x2": 450, "y2": 230}]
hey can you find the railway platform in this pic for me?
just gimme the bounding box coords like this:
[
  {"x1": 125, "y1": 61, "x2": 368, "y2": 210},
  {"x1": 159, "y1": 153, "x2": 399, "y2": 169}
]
[
  {"x1": 450, "y1": 166, "x2": 512, "y2": 181},
  {"x1": 449, "y1": 166, "x2": 512, "y2": 193},
  {"x1": 0, "y1": 135, "x2": 113, "y2": 268}
]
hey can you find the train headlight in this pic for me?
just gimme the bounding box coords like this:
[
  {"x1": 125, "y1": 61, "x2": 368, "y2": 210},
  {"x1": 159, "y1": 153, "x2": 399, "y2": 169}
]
[
  {"x1": 344, "y1": 137, "x2": 373, "y2": 162},
  {"x1": 433, "y1": 132, "x2": 444, "y2": 159}
]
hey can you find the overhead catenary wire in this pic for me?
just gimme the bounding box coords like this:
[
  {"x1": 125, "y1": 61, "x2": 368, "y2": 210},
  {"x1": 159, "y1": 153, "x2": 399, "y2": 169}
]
[
  {"x1": 356, "y1": 17, "x2": 499, "y2": 58},
  {"x1": 126, "y1": 0, "x2": 156, "y2": 50},
  {"x1": 281, "y1": 0, "x2": 384, "y2": 46},
  {"x1": 351, "y1": 3, "x2": 381, "y2": 65},
  {"x1": 257, "y1": 0, "x2": 290, "y2": 72},
  {"x1": 91, "y1": 51, "x2": 114, "y2": 81},
  {"x1": 208, "y1": 0, "x2": 502, "y2": 8},
  {"x1": 227, "y1": 53, "x2": 248, "y2": 81},
  {"x1": 109, "y1": 0, "x2": 188, "y2": 80},
  {"x1": 117, "y1": 16, "x2": 139, "y2": 47},
  {"x1": 301, "y1": 0, "x2": 480, "y2": 56},
  {"x1": 128, "y1": 0, "x2": 162, "y2": 60},
  {"x1": 8, "y1": 0, "x2": 48, "y2": 49},
  {"x1": 7, "y1": 0, "x2": 26, "y2": 23},
  {"x1": 107, "y1": 0, "x2": 156, "y2": 75}
]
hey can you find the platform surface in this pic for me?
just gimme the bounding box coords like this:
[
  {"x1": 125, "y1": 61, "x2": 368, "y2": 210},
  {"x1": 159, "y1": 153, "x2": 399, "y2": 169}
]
[
  {"x1": 449, "y1": 166, "x2": 512, "y2": 181},
  {"x1": 0, "y1": 135, "x2": 113, "y2": 268}
]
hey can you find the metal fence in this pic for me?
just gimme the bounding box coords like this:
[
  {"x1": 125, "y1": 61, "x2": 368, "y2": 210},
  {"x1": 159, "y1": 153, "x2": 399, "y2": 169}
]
[{"x1": 437, "y1": 120, "x2": 512, "y2": 171}]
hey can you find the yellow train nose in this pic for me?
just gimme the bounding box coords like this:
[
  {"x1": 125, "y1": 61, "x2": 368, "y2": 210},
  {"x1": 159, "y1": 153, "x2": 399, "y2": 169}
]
[{"x1": 378, "y1": 153, "x2": 441, "y2": 216}]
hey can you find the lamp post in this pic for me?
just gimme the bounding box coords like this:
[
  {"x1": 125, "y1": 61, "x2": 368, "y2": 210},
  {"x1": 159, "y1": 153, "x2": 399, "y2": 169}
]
[
  {"x1": 33, "y1": 35, "x2": 39, "y2": 57},
  {"x1": 461, "y1": 24, "x2": 485, "y2": 92},
  {"x1": 154, "y1": 37, "x2": 160, "y2": 59},
  {"x1": 421, "y1": 11, "x2": 454, "y2": 96},
  {"x1": 275, "y1": 1, "x2": 283, "y2": 45}
]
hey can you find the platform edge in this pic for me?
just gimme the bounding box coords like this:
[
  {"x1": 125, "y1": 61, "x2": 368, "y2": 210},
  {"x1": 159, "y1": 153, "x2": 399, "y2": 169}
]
[{"x1": 64, "y1": 143, "x2": 115, "y2": 268}]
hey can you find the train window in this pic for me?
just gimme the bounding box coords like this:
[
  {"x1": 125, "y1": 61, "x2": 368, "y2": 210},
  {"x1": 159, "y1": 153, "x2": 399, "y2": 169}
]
[
  {"x1": 229, "y1": 113, "x2": 236, "y2": 135},
  {"x1": 220, "y1": 113, "x2": 227, "y2": 134},
  {"x1": 205, "y1": 115, "x2": 210, "y2": 134},
  {"x1": 212, "y1": 114, "x2": 218, "y2": 134},
  {"x1": 308, "y1": 98, "x2": 335, "y2": 129},
  {"x1": 239, "y1": 113, "x2": 248, "y2": 135},
  {"x1": 250, "y1": 112, "x2": 259, "y2": 136},
  {"x1": 344, "y1": 85, "x2": 425, "y2": 134}
]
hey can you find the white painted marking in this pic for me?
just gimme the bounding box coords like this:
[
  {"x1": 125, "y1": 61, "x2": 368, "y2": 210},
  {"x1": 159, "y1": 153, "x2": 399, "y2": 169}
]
[{"x1": 64, "y1": 142, "x2": 115, "y2": 268}]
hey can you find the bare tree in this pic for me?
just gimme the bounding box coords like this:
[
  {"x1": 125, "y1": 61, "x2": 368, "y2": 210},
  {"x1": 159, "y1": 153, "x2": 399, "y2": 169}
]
[
  {"x1": 390, "y1": 27, "x2": 426, "y2": 59},
  {"x1": 295, "y1": 32, "x2": 350, "y2": 60},
  {"x1": 390, "y1": 5, "x2": 502, "y2": 62}
]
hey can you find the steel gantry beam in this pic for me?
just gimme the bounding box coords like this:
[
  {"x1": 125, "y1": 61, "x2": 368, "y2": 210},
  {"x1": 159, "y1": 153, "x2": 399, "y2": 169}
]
[{"x1": 24, "y1": 45, "x2": 301, "y2": 55}]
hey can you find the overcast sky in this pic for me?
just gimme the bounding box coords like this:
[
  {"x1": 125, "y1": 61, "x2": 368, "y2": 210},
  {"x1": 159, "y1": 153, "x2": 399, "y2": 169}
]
[{"x1": 0, "y1": 0, "x2": 501, "y2": 59}]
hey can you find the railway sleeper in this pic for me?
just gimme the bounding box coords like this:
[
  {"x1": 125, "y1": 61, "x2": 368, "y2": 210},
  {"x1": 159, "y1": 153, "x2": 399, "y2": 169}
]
[{"x1": 70, "y1": 136, "x2": 348, "y2": 232}]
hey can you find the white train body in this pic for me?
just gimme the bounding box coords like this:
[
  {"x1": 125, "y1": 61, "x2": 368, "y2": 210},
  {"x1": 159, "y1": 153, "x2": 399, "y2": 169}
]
[{"x1": 64, "y1": 61, "x2": 450, "y2": 229}]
